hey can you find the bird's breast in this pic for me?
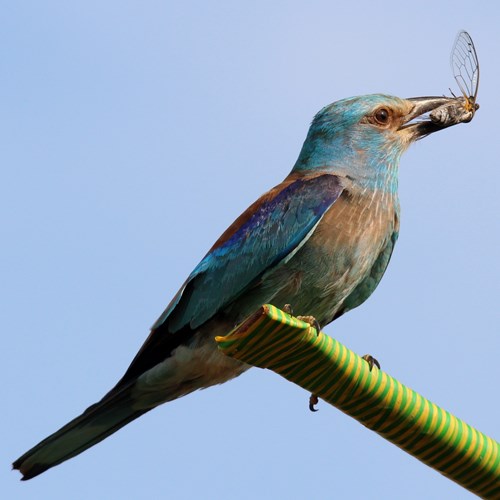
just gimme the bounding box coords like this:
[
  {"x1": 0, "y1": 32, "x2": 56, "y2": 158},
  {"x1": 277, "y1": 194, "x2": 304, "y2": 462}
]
[
  {"x1": 315, "y1": 188, "x2": 398, "y2": 257},
  {"x1": 278, "y1": 187, "x2": 399, "y2": 322}
]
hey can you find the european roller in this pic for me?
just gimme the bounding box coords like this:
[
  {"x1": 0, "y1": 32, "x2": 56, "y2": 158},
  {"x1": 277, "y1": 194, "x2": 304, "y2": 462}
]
[{"x1": 14, "y1": 94, "x2": 470, "y2": 479}]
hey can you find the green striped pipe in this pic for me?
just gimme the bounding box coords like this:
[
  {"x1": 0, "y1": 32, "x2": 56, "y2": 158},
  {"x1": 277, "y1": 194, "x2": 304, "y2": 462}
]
[{"x1": 215, "y1": 304, "x2": 500, "y2": 499}]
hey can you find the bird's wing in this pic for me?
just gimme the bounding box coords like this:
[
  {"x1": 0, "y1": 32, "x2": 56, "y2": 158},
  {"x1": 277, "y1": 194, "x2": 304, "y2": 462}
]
[
  {"x1": 116, "y1": 173, "x2": 343, "y2": 386},
  {"x1": 159, "y1": 173, "x2": 343, "y2": 330}
]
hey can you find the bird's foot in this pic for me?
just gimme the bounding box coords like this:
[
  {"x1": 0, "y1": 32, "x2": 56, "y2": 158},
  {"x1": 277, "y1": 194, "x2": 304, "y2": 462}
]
[
  {"x1": 296, "y1": 315, "x2": 321, "y2": 336},
  {"x1": 308, "y1": 354, "x2": 380, "y2": 413},
  {"x1": 283, "y1": 304, "x2": 321, "y2": 335},
  {"x1": 309, "y1": 393, "x2": 319, "y2": 412},
  {"x1": 282, "y1": 304, "x2": 322, "y2": 412},
  {"x1": 362, "y1": 354, "x2": 381, "y2": 371}
]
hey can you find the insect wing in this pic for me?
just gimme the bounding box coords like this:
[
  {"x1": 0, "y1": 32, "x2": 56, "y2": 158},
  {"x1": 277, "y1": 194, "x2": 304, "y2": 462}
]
[{"x1": 450, "y1": 30, "x2": 479, "y2": 106}]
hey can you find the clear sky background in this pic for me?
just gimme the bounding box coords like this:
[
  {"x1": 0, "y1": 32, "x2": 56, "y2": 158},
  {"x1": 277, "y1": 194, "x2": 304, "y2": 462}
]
[{"x1": 3, "y1": 2, "x2": 499, "y2": 499}]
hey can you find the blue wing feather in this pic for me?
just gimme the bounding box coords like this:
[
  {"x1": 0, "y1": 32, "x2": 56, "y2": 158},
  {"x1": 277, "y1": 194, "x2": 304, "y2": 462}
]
[{"x1": 154, "y1": 174, "x2": 343, "y2": 332}]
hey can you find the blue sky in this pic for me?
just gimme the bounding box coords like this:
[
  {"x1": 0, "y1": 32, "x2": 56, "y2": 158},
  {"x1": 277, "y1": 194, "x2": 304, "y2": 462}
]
[{"x1": 3, "y1": 2, "x2": 499, "y2": 499}]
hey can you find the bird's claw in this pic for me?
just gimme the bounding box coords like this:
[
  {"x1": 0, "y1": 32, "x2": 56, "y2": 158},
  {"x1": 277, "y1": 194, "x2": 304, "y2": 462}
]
[
  {"x1": 309, "y1": 394, "x2": 319, "y2": 412},
  {"x1": 283, "y1": 305, "x2": 321, "y2": 411},
  {"x1": 296, "y1": 315, "x2": 321, "y2": 336},
  {"x1": 282, "y1": 305, "x2": 321, "y2": 335},
  {"x1": 362, "y1": 354, "x2": 381, "y2": 371},
  {"x1": 309, "y1": 354, "x2": 379, "y2": 412}
]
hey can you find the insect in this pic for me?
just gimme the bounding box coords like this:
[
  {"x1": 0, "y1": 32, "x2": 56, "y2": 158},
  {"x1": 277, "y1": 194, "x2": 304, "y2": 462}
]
[
  {"x1": 430, "y1": 30, "x2": 480, "y2": 127},
  {"x1": 450, "y1": 30, "x2": 480, "y2": 114}
]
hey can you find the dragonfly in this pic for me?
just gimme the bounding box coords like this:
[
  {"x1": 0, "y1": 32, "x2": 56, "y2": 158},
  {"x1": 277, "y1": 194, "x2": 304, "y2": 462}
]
[{"x1": 450, "y1": 30, "x2": 480, "y2": 115}]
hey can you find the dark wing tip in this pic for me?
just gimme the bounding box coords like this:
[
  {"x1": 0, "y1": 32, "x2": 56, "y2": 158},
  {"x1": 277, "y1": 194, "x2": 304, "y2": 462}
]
[{"x1": 13, "y1": 457, "x2": 48, "y2": 481}]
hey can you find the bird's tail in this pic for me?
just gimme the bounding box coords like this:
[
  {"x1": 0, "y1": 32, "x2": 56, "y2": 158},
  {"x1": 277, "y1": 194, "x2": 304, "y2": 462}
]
[{"x1": 12, "y1": 385, "x2": 149, "y2": 480}]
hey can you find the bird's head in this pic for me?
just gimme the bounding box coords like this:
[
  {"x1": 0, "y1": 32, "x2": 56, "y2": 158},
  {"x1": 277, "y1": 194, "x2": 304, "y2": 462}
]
[{"x1": 293, "y1": 94, "x2": 459, "y2": 191}]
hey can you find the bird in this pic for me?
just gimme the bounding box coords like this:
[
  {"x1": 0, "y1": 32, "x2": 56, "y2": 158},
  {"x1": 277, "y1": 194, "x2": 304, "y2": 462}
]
[{"x1": 13, "y1": 93, "x2": 463, "y2": 480}]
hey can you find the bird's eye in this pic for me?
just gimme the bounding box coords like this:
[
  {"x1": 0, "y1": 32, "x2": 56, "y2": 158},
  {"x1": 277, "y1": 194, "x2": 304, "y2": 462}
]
[{"x1": 373, "y1": 108, "x2": 391, "y2": 125}]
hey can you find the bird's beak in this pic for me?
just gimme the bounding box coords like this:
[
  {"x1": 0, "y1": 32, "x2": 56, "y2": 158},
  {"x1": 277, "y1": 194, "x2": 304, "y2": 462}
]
[{"x1": 399, "y1": 96, "x2": 473, "y2": 140}]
